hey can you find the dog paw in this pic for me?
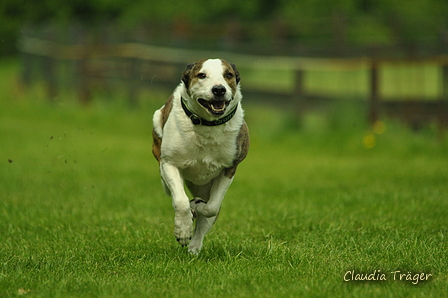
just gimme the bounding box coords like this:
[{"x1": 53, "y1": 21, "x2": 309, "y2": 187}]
[
  {"x1": 188, "y1": 242, "x2": 202, "y2": 255},
  {"x1": 174, "y1": 214, "x2": 193, "y2": 247}
]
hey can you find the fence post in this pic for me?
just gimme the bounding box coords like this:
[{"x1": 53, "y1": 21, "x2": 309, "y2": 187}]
[
  {"x1": 128, "y1": 58, "x2": 140, "y2": 107},
  {"x1": 42, "y1": 55, "x2": 57, "y2": 102},
  {"x1": 74, "y1": 26, "x2": 92, "y2": 106},
  {"x1": 42, "y1": 27, "x2": 58, "y2": 102},
  {"x1": 369, "y1": 60, "x2": 380, "y2": 125},
  {"x1": 79, "y1": 58, "x2": 92, "y2": 105},
  {"x1": 19, "y1": 25, "x2": 33, "y2": 88},
  {"x1": 293, "y1": 69, "x2": 305, "y2": 124},
  {"x1": 293, "y1": 69, "x2": 305, "y2": 96},
  {"x1": 20, "y1": 52, "x2": 33, "y2": 87},
  {"x1": 439, "y1": 65, "x2": 448, "y2": 138}
]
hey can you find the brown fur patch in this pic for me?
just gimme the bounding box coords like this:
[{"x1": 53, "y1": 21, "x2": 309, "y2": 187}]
[
  {"x1": 160, "y1": 95, "x2": 173, "y2": 127},
  {"x1": 220, "y1": 59, "x2": 240, "y2": 95},
  {"x1": 152, "y1": 130, "x2": 162, "y2": 163},
  {"x1": 225, "y1": 121, "x2": 250, "y2": 178},
  {"x1": 152, "y1": 95, "x2": 173, "y2": 163},
  {"x1": 181, "y1": 59, "x2": 207, "y2": 91}
]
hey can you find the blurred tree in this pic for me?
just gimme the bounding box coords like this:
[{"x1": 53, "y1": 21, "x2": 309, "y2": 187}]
[
  {"x1": 278, "y1": 0, "x2": 448, "y2": 48},
  {"x1": 1, "y1": 0, "x2": 448, "y2": 56},
  {"x1": 379, "y1": 0, "x2": 448, "y2": 46}
]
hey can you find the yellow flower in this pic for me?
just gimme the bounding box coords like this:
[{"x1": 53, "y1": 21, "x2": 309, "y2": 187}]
[
  {"x1": 373, "y1": 121, "x2": 386, "y2": 134},
  {"x1": 363, "y1": 133, "x2": 376, "y2": 149}
]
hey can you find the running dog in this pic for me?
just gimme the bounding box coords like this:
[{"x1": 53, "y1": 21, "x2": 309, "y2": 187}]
[{"x1": 152, "y1": 58, "x2": 249, "y2": 254}]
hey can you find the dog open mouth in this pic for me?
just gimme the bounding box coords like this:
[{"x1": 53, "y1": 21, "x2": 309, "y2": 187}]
[{"x1": 198, "y1": 98, "x2": 229, "y2": 116}]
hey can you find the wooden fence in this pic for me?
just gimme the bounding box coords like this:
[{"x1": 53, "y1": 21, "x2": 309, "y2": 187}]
[{"x1": 18, "y1": 34, "x2": 448, "y2": 135}]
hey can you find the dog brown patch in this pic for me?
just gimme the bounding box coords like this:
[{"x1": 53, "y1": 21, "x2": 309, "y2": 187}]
[
  {"x1": 220, "y1": 59, "x2": 240, "y2": 95},
  {"x1": 160, "y1": 95, "x2": 173, "y2": 127},
  {"x1": 181, "y1": 59, "x2": 207, "y2": 91},
  {"x1": 152, "y1": 95, "x2": 173, "y2": 163},
  {"x1": 225, "y1": 121, "x2": 250, "y2": 178},
  {"x1": 152, "y1": 130, "x2": 162, "y2": 163}
]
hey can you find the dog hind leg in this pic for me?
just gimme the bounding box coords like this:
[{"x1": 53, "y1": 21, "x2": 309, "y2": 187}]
[
  {"x1": 186, "y1": 172, "x2": 233, "y2": 254},
  {"x1": 186, "y1": 181, "x2": 213, "y2": 254},
  {"x1": 192, "y1": 172, "x2": 234, "y2": 218},
  {"x1": 188, "y1": 214, "x2": 218, "y2": 255}
]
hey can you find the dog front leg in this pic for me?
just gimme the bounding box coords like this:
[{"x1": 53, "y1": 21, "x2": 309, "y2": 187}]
[{"x1": 161, "y1": 162, "x2": 192, "y2": 246}]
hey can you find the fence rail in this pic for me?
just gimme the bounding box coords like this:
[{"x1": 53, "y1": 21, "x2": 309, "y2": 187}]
[{"x1": 18, "y1": 34, "x2": 448, "y2": 135}]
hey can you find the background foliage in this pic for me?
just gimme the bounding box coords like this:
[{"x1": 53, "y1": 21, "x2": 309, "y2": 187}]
[{"x1": 2, "y1": 0, "x2": 448, "y2": 55}]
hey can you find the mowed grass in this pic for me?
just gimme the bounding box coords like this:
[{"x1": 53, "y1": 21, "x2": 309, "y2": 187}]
[{"x1": 1, "y1": 59, "x2": 448, "y2": 297}]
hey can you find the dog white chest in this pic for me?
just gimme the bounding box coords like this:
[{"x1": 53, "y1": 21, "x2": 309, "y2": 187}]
[{"x1": 162, "y1": 125, "x2": 238, "y2": 185}]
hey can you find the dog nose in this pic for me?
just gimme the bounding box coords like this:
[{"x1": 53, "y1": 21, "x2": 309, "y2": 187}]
[{"x1": 212, "y1": 85, "x2": 226, "y2": 97}]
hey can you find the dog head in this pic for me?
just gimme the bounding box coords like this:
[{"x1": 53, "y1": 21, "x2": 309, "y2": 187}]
[{"x1": 181, "y1": 58, "x2": 241, "y2": 119}]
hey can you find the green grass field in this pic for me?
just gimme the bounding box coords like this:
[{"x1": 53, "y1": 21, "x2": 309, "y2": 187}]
[{"x1": 1, "y1": 58, "x2": 447, "y2": 297}]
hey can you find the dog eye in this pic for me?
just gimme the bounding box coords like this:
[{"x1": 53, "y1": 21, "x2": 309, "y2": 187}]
[
  {"x1": 197, "y1": 73, "x2": 206, "y2": 79},
  {"x1": 225, "y1": 72, "x2": 234, "y2": 79}
]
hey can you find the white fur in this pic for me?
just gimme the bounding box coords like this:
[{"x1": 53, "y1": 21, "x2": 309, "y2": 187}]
[{"x1": 153, "y1": 59, "x2": 245, "y2": 254}]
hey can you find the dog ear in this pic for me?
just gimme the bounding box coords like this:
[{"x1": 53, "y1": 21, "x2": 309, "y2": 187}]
[
  {"x1": 231, "y1": 63, "x2": 240, "y2": 84},
  {"x1": 181, "y1": 62, "x2": 196, "y2": 87}
]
